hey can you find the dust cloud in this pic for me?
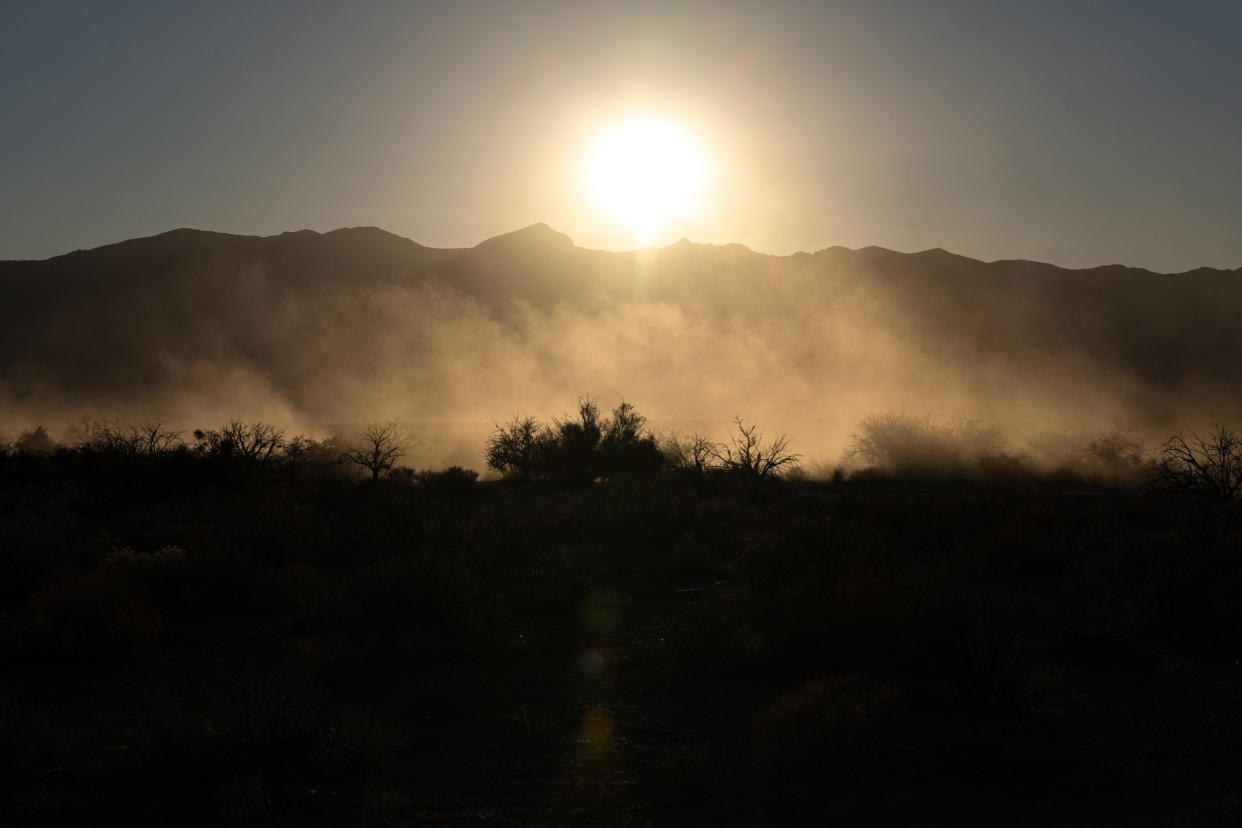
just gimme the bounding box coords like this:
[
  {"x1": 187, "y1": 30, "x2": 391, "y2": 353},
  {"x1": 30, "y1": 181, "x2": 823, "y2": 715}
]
[{"x1": 1, "y1": 226, "x2": 1238, "y2": 471}]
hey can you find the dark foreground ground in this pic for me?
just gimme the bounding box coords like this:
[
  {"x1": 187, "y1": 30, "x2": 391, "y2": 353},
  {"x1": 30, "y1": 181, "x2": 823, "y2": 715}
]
[{"x1": 2, "y1": 452, "x2": 1241, "y2": 826}]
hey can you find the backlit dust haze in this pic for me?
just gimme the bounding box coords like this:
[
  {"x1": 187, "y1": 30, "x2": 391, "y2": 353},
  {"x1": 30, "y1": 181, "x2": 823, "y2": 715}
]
[{"x1": 1, "y1": 226, "x2": 1238, "y2": 472}]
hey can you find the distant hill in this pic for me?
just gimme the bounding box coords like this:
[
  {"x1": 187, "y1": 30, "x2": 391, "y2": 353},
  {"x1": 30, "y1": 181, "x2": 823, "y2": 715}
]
[{"x1": 2, "y1": 225, "x2": 1239, "y2": 453}]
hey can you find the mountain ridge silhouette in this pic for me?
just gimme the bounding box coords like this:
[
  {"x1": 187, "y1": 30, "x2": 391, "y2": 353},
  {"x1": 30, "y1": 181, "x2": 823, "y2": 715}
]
[
  {"x1": 1, "y1": 223, "x2": 1239, "y2": 432},
  {"x1": 6, "y1": 224, "x2": 1237, "y2": 276}
]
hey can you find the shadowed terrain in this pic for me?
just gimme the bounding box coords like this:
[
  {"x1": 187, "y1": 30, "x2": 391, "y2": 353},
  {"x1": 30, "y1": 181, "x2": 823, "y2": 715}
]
[
  {"x1": 2, "y1": 428, "x2": 1240, "y2": 825},
  {"x1": 2, "y1": 223, "x2": 1241, "y2": 822}
]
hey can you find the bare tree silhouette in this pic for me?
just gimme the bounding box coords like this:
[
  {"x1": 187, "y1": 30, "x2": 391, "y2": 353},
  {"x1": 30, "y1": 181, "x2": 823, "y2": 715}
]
[
  {"x1": 663, "y1": 432, "x2": 721, "y2": 476},
  {"x1": 340, "y1": 421, "x2": 407, "y2": 480},
  {"x1": 81, "y1": 422, "x2": 183, "y2": 455},
  {"x1": 1155, "y1": 424, "x2": 1242, "y2": 501},
  {"x1": 713, "y1": 417, "x2": 800, "y2": 480},
  {"x1": 194, "y1": 419, "x2": 286, "y2": 462}
]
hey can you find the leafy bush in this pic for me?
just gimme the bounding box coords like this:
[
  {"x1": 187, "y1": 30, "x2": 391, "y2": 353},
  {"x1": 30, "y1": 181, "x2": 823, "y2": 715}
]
[
  {"x1": 597, "y1": 401, "x2": 665, "y2": 476},
  {"x1": 485, "y1": 416, "x2": 543, "y2": 479},
  {"x1": 486, "y1": 398, "x2": 663, "y2": 486}
]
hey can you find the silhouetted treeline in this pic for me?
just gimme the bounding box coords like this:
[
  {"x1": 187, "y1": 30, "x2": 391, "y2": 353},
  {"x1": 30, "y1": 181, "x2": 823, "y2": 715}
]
[{"x1": 6, "y1": 404, "x2": 1242, "y2": 498}]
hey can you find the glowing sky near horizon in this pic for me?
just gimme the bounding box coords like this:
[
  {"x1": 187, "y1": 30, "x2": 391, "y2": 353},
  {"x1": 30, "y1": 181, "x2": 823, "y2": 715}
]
[
  {"x1": 2, "y1": 1, "x2": 1241, "y2": 271},
  {"x1": 584, "y1": 117, "x2": 709, "y2": 246}
]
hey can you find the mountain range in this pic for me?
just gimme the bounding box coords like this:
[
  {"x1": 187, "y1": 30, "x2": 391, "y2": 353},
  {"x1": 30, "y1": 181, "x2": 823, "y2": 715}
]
[{"x1": 2, "y1": 225, "x2": 1239, "y2": 460}]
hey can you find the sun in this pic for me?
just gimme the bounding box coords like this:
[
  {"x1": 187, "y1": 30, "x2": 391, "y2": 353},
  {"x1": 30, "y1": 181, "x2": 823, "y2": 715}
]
[{"x1": 583, "y1": 117, "x2": 708, "y2": 246}]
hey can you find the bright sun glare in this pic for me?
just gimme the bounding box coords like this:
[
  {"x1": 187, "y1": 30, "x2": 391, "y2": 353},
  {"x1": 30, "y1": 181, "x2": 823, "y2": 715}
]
[{"x1": 584, "y1": 117, "x2": 708, "y2": 247}]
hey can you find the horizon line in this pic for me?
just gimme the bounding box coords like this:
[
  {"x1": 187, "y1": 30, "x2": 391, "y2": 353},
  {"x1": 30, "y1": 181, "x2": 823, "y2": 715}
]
[{"x1": 4, "y1": 222, "x2": 1238, "y2": 276}]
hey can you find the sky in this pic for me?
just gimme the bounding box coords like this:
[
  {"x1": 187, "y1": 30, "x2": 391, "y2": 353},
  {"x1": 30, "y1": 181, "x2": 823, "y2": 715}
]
[{"x1": 2, "y1": 0, "x2": 1240, "y2": 271}]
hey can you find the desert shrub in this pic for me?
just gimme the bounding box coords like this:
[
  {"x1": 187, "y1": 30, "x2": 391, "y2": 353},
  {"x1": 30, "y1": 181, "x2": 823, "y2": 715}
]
[
  {"x1": 590, "y1": 474, "x2": 696, "y2": 544},
  {"x1": 14, "y1": 425, "x2": 58, "y2": 454},
  {"x1": 743, "y1": 527, "x2": 1037, "y2": 709},
  {"x1": 146, "y1": 666, "x2": 407, "y2": 826},
  {"x1": 1155, "y1": 423, "x2": 1242, "y2": 501},
  {"x1": 417, "y1": 465, "x2": 479, "y2": 497},
  {"x1": 339, "y1": 421, "x2": 407, "y2": 481},
  {"x1": 545, "y1": 398, "x2": 605, "y2": 487},
  {"x1": 1066, "y1": 512, "x2": 1242, "y2": 638},
  {"x1": 901, "y1": 578, "x2": 1038, "y2": 708},
  {"x1": 77, "y1": 421, "x2": 184, "y2": 456},
  {"x1": 745, "y1": 530, "x2": 909, "y2": 669},
  {"x1": 485, "y1": 415, "x2": 544, "y2": 479},
  {"x1": 974, "y1": 451, "x2": 1034, "y2": 481},
  {"x1": 0, "y1": 694, "x2": 67, "y2": 808},
  {"x1": 665, "y1": 532, "x2": 713, "y2": 576},
  {"x1": 30, "y1": 569, "x2": 162, "y2": 655},
  {"x1": 0, "y1": 508, "x2": 82, "y2": 602},
  {"x1": 205, "y1": 667, "x2": 328, "y2": 779},
  {"x1": 661, "y1": 433, "x2": 721, "y2": 476},
  {"x1": 671, "y1": 588, "x2": 762, "y2": 678},
  {"x1": 1087, "y1": 427, "x2": 1146, "y2": 473},
  {"x1": 661, "y1": 432, "x2": 724, "y2": 495},
  {"x1": 308, "y1": 553, "x2": 499, "y2": 676},
  {"x1": 848, "y1": 412, "x2": 1003, "y2": 480},
  {"x1": 1021, "y1": 424, "x2": 1149, "y2": 485},
  {"x1": 320, "y1": 705, "x2": 408, "y2": 779},
  {"x1": 350, "y1": 480, "x2": 425, "y2": 555},
  {"x1": 361, "y1": 780, "x2": 415, "y2": 827},
  {"x1": 458, "y1": 503, "x2": 538, "y2": 571},
  {"x1": 103, "y1": 544, "x2": 265, "y2": 614},
  {"x1": 597, "y1": 401, "x2": 665, "y2": 476},
  {"x1": 518, "y1": 541, "x2": 603, "y2": 599},
  {"x1": 486, "y1": 398, "x2": 663, "y2": 486},
  {"x1": 1066, "y1": 526, "x2": 1179, "y2": 633},
  {"x1": 712, "y1": 417, "x2": 800, "y2": 480},
  {"x1": 105, "y1": 543, "x2": 189, "y2": 587},
  {"x1": 752, "y1": 674, "x2": 907, "y2": 768},
  {"x1": 193, "y1": 419, "x2": 287, "y2": 463},
  {"x1": 283, "y1": 433, "x2": 340, "y2": 466}
]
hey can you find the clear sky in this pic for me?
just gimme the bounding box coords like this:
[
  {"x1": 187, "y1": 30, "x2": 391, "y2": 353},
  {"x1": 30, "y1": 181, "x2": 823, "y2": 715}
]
[{"x1": 3, "y1": 0, "x2": 1240, "y2": 270}]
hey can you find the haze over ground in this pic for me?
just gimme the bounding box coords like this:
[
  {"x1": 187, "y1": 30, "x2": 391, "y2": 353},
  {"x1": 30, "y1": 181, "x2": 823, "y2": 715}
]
[
  {"x1": 2, "y1": 225, "x2": 1238, "y2": 471},
  {"x1": 5, "y1": 6, "x2": 1242, "y2": 827},
  {"x1": 3, "y1": 2, "x2": 1240, "y2": 469}
]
